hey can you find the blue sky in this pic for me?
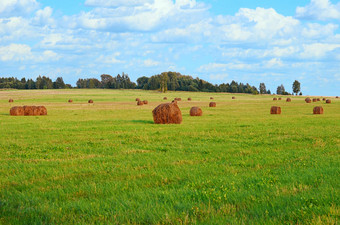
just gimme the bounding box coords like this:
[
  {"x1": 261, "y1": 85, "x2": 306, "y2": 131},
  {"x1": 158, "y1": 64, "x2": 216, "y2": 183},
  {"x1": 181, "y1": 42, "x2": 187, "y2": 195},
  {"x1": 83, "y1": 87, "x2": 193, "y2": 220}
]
[{"x1": 1, "y1": 0, "x2": 340, "y2": 95}]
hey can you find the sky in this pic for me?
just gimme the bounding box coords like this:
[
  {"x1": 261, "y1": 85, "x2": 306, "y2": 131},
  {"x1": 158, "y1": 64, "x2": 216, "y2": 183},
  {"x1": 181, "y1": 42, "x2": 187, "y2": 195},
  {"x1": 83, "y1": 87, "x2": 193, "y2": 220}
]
[{"x1": 1, "y1": 0, "x2": 340, "y2": 96}]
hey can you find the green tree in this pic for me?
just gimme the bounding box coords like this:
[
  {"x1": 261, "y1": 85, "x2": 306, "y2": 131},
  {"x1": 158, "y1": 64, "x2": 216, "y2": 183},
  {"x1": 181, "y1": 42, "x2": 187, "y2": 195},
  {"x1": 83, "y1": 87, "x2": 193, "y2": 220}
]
[
  {"x1": 259, "y1": 83, "x2": 266, "y2": 94},
  {"x1": 276, "y1": 84, "x2": 285, "y2": 95},
  {"x1": 292, "y1": 80, "x2": 301, "y2": 95},
  {"x1": 160, "y1": 72, "x2": 168, "y2": 93}
]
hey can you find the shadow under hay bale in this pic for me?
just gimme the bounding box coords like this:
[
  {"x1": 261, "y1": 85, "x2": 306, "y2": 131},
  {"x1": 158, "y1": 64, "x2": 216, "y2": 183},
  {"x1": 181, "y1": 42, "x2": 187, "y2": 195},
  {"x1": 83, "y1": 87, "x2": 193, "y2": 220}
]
[
  {"x1": 9, "y1": 99, "x2": 14, "y2": 103},
  {"x1": 143, "y1": 100, "x2": 148, "y2": 104},
  {"x1": 10, "y1": 106, "x2": 24, "y2": 116},
  {"x1": 270, "y1": 106, "x2": 281, "y2": 114},
  {"x1": 286, "y1": 98, "x2": 291, "y2": 102},
  {"x1": 88, "y1": 100, "x2": 93, "y2": 103},
  {"x1": 152, "y1": 101, "x2": 182, "y2": 124},
  {"x1": 313, "y1": 106, "x2": 323, "y2": 114},
  {"x1": 137, "y1": 101, "x2": 144, "y2": 106},
  {"x1": 209, "y1": 102, "x2": 216, "y2": 107},
  {"x1": 326, "y1": 99, "x2": 331, "y2": 104},
  {"x1": 190, "y1": 107, "x2": 202, "y2": 116}
]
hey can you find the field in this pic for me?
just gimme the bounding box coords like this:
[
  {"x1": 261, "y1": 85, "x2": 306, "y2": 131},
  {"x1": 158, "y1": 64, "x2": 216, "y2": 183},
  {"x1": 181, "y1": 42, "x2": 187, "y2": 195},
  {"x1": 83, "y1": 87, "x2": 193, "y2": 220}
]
[{"x1": 0, "y1": 89, "x2": 339, "y2": 224}]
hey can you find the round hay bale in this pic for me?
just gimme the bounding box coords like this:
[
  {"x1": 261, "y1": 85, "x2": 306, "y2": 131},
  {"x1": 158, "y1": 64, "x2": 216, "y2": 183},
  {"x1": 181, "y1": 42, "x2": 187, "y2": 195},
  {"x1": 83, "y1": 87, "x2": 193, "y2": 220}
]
[
  {"x1": 10, "y1": 106, "x2": 24, "y2": 116},
  {"x1": 305, "y1": 97, "x2": 311, "y2": 103},
  {"x1": 136, "y1": 98, "x2": 140, "y2": 101},
  {"x1": 143, "y1": 100, "x2": 148, "y2": 104},
  {"x1": 286, "y1": 98, "x2": 291, "y2": 102},
  {"x1": 270, "y1": 106, "x2": 281, "y2": 114},
  {"x1": 23, "y1": 106, "x2": 34, "y2": 116},
  {"x1": 326, "y1": 99, "x2": 331, "y2": 104},
  {"x1": 317, "y1": 98, "x2": 320, "y2": 101},
  {"x1": 313, "y1": 98, "x2": 317, "y2": 102},
  {"x1": 313, "y1": 106, "x2": 323, "y2": 114},
  {"x1": 322, "y1": 98, "x2": 326, "y2": 101},
  {"x1": 163, "y1": 97, "x2": 167, "y2": 100},
  {"x1": 68, "y1": 99, "x2": 73, "y2": 103},
  {"x1": 209, "y1": 102, "x2": 216, "y2": 107},
  {"x1": 278, "y1": 98, "x2": 282, "y2": 100},
  {"x1": 9, "y1": 99, "x2": 14, "y2": 103},
  {"x1": 188, "y1": 97, "x2": 192, "y2": 101},
  {"x1": 177, "y1": 98, "x2": 182, "y2": 101},
  {"x1": 88, "y1": 99, "x2": 93, "y2": 103},
  {"x1": 37, "y1": 106, "x2": 47, "y2": 115},
  {"x1": 152, "y1": 101, "x2": 182, "y2": 124},
  {"x1": 190, "y1": 107, "x2": 202, "y2": 116},
  {"x1": 137, "y1": 101, "x2": 144, "y2": 106},
  {"x1": 273, "y1": 98, "x2": 277, "y2": 101},
  {"x1": 336, "y1": 96, "x2": 339, "y2": 98},
  {"x1": 210, "y1": 97, "x2": 214, "y2": 100},
  {"x1": 232, "y1": 97, "x2": 236, "y2": 99}
]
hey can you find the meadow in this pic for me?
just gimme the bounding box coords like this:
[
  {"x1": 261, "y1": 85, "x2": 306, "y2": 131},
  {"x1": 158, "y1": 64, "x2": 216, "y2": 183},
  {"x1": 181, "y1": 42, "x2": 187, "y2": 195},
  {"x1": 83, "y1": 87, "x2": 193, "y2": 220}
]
[{"x1": 0, "y1": 89, "x2": 339, "y2": 224}]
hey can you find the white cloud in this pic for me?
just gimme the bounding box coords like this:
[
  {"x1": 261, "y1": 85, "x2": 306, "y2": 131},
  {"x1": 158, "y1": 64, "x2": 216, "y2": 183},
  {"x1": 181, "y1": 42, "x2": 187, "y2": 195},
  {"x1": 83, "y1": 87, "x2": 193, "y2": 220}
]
[
  {"x1": 0, "y1": 44, "x2": 32, "y2": 61},
  {"x1": 0, "y1": 0, "x2": 38, "y2": 17},
  {"x1": 265, "y1": 58, "x2": 284, "y2": 68},
  {"x1": 300, "y1": 43, "x2": 340, "y2": 58},
  {"x1": 296, "y1": 0, "x2": 340, "y2": 20},
  {"x1": 84, "y1": 0, "x2": 153, "y2": 7},
  {"x1": 209, "y1": 73, "x2": 229, "y2": 80},
  {"x1": 97, "y1": 53, "x2": 125, "y2": 64},
  {"x1": 144, "y1": 59, "x2": 160, "y2": 67}
]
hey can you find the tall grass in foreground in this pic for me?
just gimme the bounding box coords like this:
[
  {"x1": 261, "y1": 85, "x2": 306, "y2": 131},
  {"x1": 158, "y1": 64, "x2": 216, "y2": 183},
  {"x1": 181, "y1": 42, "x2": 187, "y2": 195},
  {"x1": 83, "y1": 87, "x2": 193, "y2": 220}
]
[{"x1": 0, "y1": 89, "x2": 339, "y2": 224}]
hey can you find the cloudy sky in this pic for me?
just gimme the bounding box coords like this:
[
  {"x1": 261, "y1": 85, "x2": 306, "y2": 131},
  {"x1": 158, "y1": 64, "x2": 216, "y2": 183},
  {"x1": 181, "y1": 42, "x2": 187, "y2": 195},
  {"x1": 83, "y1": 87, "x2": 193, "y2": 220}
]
[{"x1": 1, "y1": 0, "x2": 340, "y2": 95}]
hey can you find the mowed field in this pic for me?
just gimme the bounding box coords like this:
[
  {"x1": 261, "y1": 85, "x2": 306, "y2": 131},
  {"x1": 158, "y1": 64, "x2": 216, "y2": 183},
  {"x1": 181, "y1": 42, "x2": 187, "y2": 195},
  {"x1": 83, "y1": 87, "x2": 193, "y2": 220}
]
[{"x1": 0, "y1": 89, "x2": 339, "y2": 224}]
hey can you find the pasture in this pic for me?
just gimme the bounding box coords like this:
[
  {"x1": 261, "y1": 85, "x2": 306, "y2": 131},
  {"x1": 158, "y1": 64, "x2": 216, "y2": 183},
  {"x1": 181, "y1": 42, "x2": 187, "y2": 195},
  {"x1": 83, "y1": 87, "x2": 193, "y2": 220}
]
[{"x1": 0, "y1": 89, "x2": 339, "y2": 224}]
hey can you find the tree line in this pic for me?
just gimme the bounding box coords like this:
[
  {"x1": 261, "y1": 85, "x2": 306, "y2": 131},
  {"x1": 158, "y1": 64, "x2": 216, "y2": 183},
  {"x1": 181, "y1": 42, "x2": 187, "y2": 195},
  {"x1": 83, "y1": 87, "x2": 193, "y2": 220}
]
[{"x1": 0, "y1": 72, "x2": 301, "y2": 95}]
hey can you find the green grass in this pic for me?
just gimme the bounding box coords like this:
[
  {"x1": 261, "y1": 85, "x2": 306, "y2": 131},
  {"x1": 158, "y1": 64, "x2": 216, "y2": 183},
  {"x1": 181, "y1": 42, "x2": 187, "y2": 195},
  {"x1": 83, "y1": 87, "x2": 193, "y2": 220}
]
[{"x1": 0, "y1": 89, "x2": 339, "y2": 224}]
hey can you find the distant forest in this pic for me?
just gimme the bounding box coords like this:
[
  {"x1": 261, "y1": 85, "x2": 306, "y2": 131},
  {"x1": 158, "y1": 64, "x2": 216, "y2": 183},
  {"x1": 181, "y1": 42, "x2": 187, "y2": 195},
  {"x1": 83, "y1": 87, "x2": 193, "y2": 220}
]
[{"x1": 0, "y1": 71, "x2": 273, "y2": 94}]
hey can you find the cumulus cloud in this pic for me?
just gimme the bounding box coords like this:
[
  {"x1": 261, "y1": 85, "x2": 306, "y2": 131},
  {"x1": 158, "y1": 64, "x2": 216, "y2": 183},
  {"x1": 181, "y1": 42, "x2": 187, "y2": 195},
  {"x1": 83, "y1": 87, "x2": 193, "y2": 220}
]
[
  {"x1": 0, "y1": 0, "x2": 39, "y2": 17},
  {"x1": 296, "y1": 0, "x2": 340, "y2": 20}
]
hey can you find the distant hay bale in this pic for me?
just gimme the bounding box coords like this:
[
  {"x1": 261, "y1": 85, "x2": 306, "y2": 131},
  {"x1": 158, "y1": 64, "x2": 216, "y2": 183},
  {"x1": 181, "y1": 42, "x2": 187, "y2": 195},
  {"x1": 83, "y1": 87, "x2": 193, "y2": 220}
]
[
  {"x1": 286, "y1": 98, "x2": 291, "y2": 102},
  {"x1": 152, "y1": 101, "x2": 182, "y2": 124},
  {"x1": 336, "y1": 96, "x2": 339, "y2": 98},
  {"x1": 188, "y1": 97, "x2": 192, "y2": 101},
  {"x1": 317, "y1": 98, "x2": 320, "y2": 101},
  {"x1": 210, "y1": 97, "x2": 214, "y2": 99},
  {"x1": 88, "y1": 99, "x2": 93, "y2": 103},
  {"x1": 305, "y1": 98, "x2": 311, "y2": 103},
  {"x1": 278, "y1": 98, "x2": 282, "y2": 100},
  {"x1": 10, "y1": 106, "x2": 24, "y2": 116},
  {"x1": 9, "y1": 99, "x2": 14, "y2": 103},
  {"x1": 137, "y1": 101, "x2": 144, "y2": 106},
  {"x1": 68, "y1": 99, "x2": 73, "y2": 103},
  {"x1": 143, "y1": 100, "x2": 148, "y2": 104},
  {"x1": 273, "y1": 98, "x2": 277, "y2": 101},
  {"x1": 270, "y1": 106, "x2": 281, "y2": 114},
  {"x1": 163, "y1": 97, "x2": 167, "y2": 100},
  {"x1": 37, "y1": 106, "x2": 47, "y2": 115},
  {"x1": 322, "y1": 98, "x2": 326, "y2": 101},
  {"x1": 313, "y1": 98, "x2": 317, "y2": 102},
  {"x1": 190, "y1": 107, "x2": 202, "y2": 116},
  {"x1": 232, "y1": 97, "x2": 236, "y2": 99},
  {"x1": 136, "y1": 98, "x2": 140, "y2": 101},
  {"x1": 313, "y1": 106, "x2": 323, "y2": 114},
  {"x1": 174, "y1": 98, "x2": 181, "y2": 101},
  {"x1": 326, "y1": 99, "x2": 331, "y2": 104},
  {"x1": 209, "y1": 102, "x2": 216, "y2": 107}
]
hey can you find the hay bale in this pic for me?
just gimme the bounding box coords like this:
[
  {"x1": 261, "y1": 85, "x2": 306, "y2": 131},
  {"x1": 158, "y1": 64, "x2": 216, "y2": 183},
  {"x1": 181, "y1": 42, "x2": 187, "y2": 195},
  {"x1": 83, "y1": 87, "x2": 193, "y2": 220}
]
[
  {"x1": 313, "y1": 98, "x2": 317, "y2": 102},
  {"x1": 137, "y1": 101, "x2": 144, "y2": 106},
  {"x1": 273, "y1": 98, "x2": 277, "y2": 101},
  {"x1": 278, "y1": 98, "x2": 282, "y2": 100},
  {"x1": 9, "y1": 99, "x2": 14, "y2": 103},
  {"x1": 10, "y1": 106, "x2": 24, "y2": 116},
  {"x1": 210, "y1": 97, "x2": 214, "y2": 99},
  {"x1": 232, "y1": 97, "x2": 236, "y2": 99},
  {"x1": 188, "y1": 98, "x2": 192, "y2": 101},
  {"x1": 317, "y1": 98, "x2": 320, "y2": 101},
  {"x1": 143, "y1": 100, "x2": 148, "y2": 104},
  {"x1": 286, "y1": 98, "x2": 291, "y2": 102},
  {"x1": 190, "y1": 107, "x2": 202, "y2": 116},
  {"x1": 163, "y1": 97, "x2": 167, "y2": 100},
  {"x1": 209, "y1": 102, "x2": 216, "y2": 107},
  {"x1": 88, "y1": 99, "x2": 93, "y2": 103},
  {"x1": 336, "y1": 96, "x2": 339, "y2": 98},
  {"x1": 313, "y1": 106, "x2": 323, "y2": 114},
  {"x1": 68, "y1": 99, "x2": 73, "y2": 103},
  {"x1": 23, "y1": 106, "x2": 34, "y2": 116},
  {"x1": 326, "y1": 99, "x2": 331, "y2": 104},
  {"x1": 270, "y1": 106, "x2": 281, "y2": 114},
  {"x1": 152, "y1": 101, "x2": 182, "y2": 124},
  {"x1": 37, "y1": 106, "x2": 47, "y2": 115},
  {"x1": 305, "y1": 97, "x2": 311, "y2": 103},
  {"x1": 136, "y1": 98, "x2": 140, "y2": 101},
  {"x1": 322, "y1": 98, "x2": 326, "y2": 101}
]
